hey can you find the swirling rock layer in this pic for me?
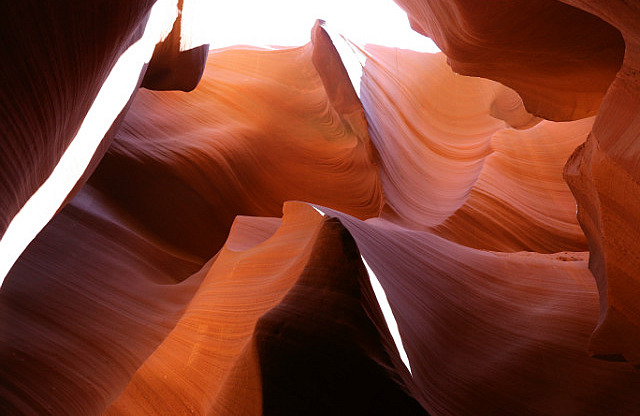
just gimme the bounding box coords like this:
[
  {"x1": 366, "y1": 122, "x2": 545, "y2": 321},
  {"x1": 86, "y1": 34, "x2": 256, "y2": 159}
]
[
  {"x1": 106, "y1": 203, "x2": 425, "y2": 415},
  {"x1": 0, "y1": 185, "x2": 206, "y2": 415},
  {"x1": 360, "y1": 48, "x2": 507, "y2": 227},
  {"x1": 435, "y1": 118, "x2": 591, "y2": 252},
  {"x1": 393, "y1": 0, "x2": 625, "y2": 121},
  {"x1": 2, "y1": 7, "x2": 640, "y2": 415},
  {"x1": 359, "y1": 45, "x2": 585, "y2": 253},
  {"x1": 0, "y1": 1, "x2": 153, "y2": 239},
  {"x1": 0, "y1": 0, "x2": 209, "y2": 282},
  {"x1": 322, "y1": 206, "x2": 640, "y2": 415},
  {"x1": 561, "y1": 0, "x2": 640, "y2": 365},
  {"x1": 395, "y1": 0, "x2": 640, "y2": 365},
  {"x1": 91, "y1": 25, "x2": 381, "y2": 260}
]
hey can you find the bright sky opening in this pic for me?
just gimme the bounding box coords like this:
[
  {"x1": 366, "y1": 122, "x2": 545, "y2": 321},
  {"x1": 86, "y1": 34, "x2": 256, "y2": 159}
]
[{"x1": 205, "y1": 0, "x2": 440, "y2": 52}]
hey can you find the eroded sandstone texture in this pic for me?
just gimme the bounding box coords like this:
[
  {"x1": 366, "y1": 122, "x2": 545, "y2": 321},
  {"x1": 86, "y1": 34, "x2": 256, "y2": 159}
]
[
  {"x1": 393, "y1": 0, "x2": 625, "y2": 121},
  {"x1": 0, "y1": 1, "x2": 154, "y2": 239},
  {"x1": 0, "y1": 0, "x2": 208, "y2": 245},
  {"x1": 395, "y1": 0, "x2": 640, "y2": 366},
  {"x1": 90, "y1": 25, "x2": 382, "y2": 260},
  {"x1": 2, "y1": 2, "x2": 640, "y2": 415}
]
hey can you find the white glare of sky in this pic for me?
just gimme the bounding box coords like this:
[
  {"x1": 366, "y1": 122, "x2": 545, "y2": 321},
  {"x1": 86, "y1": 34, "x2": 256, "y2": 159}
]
[{"x1": 200, "y1": 0, "x2": 440, "y2": 52}]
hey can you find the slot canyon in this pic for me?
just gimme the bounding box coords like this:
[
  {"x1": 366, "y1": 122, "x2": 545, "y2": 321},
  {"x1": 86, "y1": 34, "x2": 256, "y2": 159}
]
[{"x1": 1, "y1": 0, "x2": 640, "y2": 414}]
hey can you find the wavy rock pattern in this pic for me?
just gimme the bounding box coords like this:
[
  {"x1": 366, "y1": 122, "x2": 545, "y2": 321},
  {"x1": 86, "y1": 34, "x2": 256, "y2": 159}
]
[
  {"x1": 360, "y1": 47, "x2": 537, "y2": 227},
  {"x1": 435, "y1": 118, "x2": 591, "y2": 252},
  {"x1": 91, "y1": 26, "x2": 381, "y2": 259},
  {"x1": 0, "y1": 1, "x2": 153, "y2": 240},
  {"x1": 322, "y1": 205, "x2": 640, "y2": 415},
  {"x1": 359, "y1": 46, "x2": 585, "y2": 253},
  {"x1": 0, "y1": 0, "x2": 210, "y2": 283},
  {"x1": 393, "y1": 0, "x2": 625, "y2": 121},
  {"x1": 107, "y1": 203, "x2": 425, "y2": 415},
  {"x1": 104, "y1": 204, "x2": 318, "y2": 415},
  {"x1": 561, "y1": 0, "x2": 640, "y2": 365},
  {"x1": 394, "y1": 0, "x2": 640, "y2": 366},
  {"x1": 0, "y1": 184, "x2": 207, "y2": 415},
  {"x1": 1, "y1": 25, "x2": 384, "y2": 414},
  {"x1": 2, "y1": 4, "x2": 640, "y2": 415}
]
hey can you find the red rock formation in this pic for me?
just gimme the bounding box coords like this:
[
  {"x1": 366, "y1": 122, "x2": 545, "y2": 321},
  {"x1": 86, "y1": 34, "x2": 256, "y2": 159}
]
[
  {"x1": 0, "y1": 184, "x2": 208, "y2": 415},
  {"x1": 0, "y1": 24, "x2": 384, "y2": 414},
  {"x1": 393, "y1": 0, "x2": 625, "y2": 121},
  {"x1": 360, "y1": 47, "x2": 535, "y2": 228},
  {"x1": 560, "y1": 0, "x2": 640, "y2": 365},
  {"x1": 104, "y1": 204, "x2": 318, "y2": 415},
  {"x1": 0, "y1": 1, "x2": 154, "y2": 240},
  {"x1": 394, "y1": 0, "x2": 640, "y2": 366},
  {"x1": 106, "y1": 203, "x2": 425, "y2": 415},
  {"x1": 253, "y1": 215, "x2": 425, "y2": 416},
  {"x1": 141, "y1": 0, "x2": 210, "y2": 92},
  {"x1": 435, "y1": 118, "x2": 591, "y2": 252},
  {"x1": 320, "y1": 205, "x2": 640, "y2": 415},
  {"x1": 91, "y1": 26, "x2": 382, "y2": 259},
  {"x1": 0, "y1": 0, "x2": 210, "y2": 281},
  {"x1": 359, "y1": 45, "x2": 585, "y2": 252},
  {"x1": 3, "y1": 4, "x2": 640, "y2": 414}
]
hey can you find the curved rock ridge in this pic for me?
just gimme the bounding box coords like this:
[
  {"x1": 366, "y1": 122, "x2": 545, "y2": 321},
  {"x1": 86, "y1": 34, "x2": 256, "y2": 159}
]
[
  {"x1": 3, "y1": 7, "x2": 640, "y2": 415},
  {"x1": 1, "y1": 25, "x2": 384, "y2": 415},
  {"x1": 0, "y1": 0, "x2": 153, "y2": 241},
  {"x1": 0, "y1": 184, "x2": 208, "y2": 415},
  {"x1": 359, "y1": 46, "x2": 540, "y2": 229},
  {"x1": 388, "y1": 0, "x2": 640, "y2": 362},
  {"x1": 559, "y1": 0, "x2": 640, "y2": 365},
  {"x1": 393, "y1": 0, "x2": 640, "y2": 364},
  {"x1": 104, "y1": 203, "x2": 322, "y2": 415},
  {"x1": 106, "y1": 202, "x2": 425, "y2": 415},
  {"x1": 351, "y1": 44, "x2": 587, "y2": 253},
  {"x1": 365, "y1": 3, "x2": 640, "y2": 363},
  {"x1": 393, "y1": 0, "x2": 625, "y2": 121},
  {"x1": 0, "y1": 0, "x2": 210, "y2": 284},
  {"x1": 434, "y1": 118, "x2": 591, "y2": 252},
  {"x1": 91, "y1": 29, "x2": 382, "y2": 259},
  {"x1": 318, "y1": 205, "x2": 640, "y2": 416}
]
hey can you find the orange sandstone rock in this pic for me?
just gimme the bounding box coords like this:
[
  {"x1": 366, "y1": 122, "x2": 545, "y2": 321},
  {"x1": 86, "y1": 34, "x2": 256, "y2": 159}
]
[
  {"x1": 92, "y1": 29, "x2": 382, "y2": 259},
  {"x1": 561, "y1": 0, "x2": 640, "y2": 365},
  {"x1": 0, "y1": 1, "x2": 209, "y2": 245},
  {"x1": 360, "y1": 47, "x2": 537, "y2": 228},
  {"x1": 393, "y1": 0, "x2": 624, "y2": 121},
  {"x1": 436, "y1": 118, "x2": 591, "y2": 252},
  {"x1": 0, "y1": 185, "x2": 207, "y2": 415},
  {"x1": 107, "y1": 203, "x2": 425, "y2": 415},
  {"x1": 394, "y1": 0, "x2": 640, "y2": 365},
  {"x1": 321, "y1": 205, "x2": 640, "y2": 415}
]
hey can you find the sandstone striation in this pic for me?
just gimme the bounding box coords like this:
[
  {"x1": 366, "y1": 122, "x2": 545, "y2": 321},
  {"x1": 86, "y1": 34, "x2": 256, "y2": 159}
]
[
  {"x1": 394, "y1": 0, "x2": 640, "y2": 366},
  {"x1": 91, "y1": 25, "x2": 381, "y2": 259},
  {"x1": 2, "y1": 3, "x2": 640, "y2": 415},
  {"x1": 393, "y1": 0, "x2": 625, "y2": 121},
  {"x1": 0, "y1": 1, "x2": 155, "y2": 240},
  {"x1": 0, "y1": 184, "x2": 207, "y2": 414}
]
